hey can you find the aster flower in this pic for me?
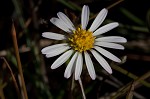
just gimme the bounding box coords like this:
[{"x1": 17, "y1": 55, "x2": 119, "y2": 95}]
[{"x1": 41, "y1": 5, "x2": 127, "y2": 80}]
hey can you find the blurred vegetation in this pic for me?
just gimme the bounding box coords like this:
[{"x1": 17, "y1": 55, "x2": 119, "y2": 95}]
[{"x1": 0, "y1": 0, "x2": 150, "y2": 99}]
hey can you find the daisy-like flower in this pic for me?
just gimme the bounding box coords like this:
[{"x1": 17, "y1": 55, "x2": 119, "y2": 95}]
[{"x1": 41, "y1": 5, "x2": 127, "y2": 80}]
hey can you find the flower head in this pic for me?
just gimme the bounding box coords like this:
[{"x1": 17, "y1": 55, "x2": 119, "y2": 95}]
[{"x1": 41, "y1": 5, "x2": 127, "y2": 80}]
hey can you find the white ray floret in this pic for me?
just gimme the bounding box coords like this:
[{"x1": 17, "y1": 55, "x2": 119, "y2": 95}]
[
  {"x1": 46, "y1": 46, "x2": 70, "y2": 58},
  {"x1": 51, "y1": 50, "x2": 74, "y2": 69},
  {"x1": 81, "y1": 5, "x2": 89, "y2": 30},
  {"x1": 41, "y1": 43, "x2": 68, "y2": 54},
  {"x1": 90, "y1": 49, "x2": 112, "y2": 74},
  {"x1": 64, "y1": 52, "x2": 78, "y2": 78},
  {"x1": 95, "y1": 36, "x2": 127, "y2": 43},
  {"x1": 84, "y1": 51, "x2": 96, "y2": 80},
  {"x1": 50, "y1": 18, "x2": 71, "y2": 32},
  {"x1": 57, "y1": 12, "x2": 75, "y2": 30},
  {"x1": 94, "y1": 46, "x2": 121, "y2": 62},
  {"x1": 93, "y1": 22, "x2": 119, "y2": 36},
  {"x1": 75, "y1": 53, "x2": 83, "y2": 80},
  {"x1": 42, "y1": 32, "x2": 66, "y2": 40},
  {"x1": 89, "y1": 8, "x2": 108, "y2": 32},
  {"x1": 94, "y1": 42, "x2": 124, "y2": 50}
]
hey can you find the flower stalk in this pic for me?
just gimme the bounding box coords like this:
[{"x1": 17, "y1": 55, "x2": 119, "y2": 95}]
[{"x1": 79, "y1": 78, "x2": 86, "y2": 99}]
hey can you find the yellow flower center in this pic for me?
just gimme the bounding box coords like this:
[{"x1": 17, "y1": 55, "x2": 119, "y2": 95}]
[{"x1": 69, "y1": 27, "x2": 95, "y2": 52}]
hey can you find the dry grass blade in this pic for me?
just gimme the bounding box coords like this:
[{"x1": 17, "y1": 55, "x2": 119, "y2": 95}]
[
  {"x1": 106, "y1": 0, "x2": 124, "y2": 10},
  {"x1": 111, "y1": 64, "x2": 150, "y2": 88},
  {"x1": 1, "y1": 57, "x2": 20, "y2": 98},
  {"x1": 11, "y1": 22, "x2": 28, "y2": 99},
  {"x1": 112, "y1": 71, "x2": 150, "y2": 99},
  {"x1": 126, "y1": 81, "x2": 135, "y2": 99}
]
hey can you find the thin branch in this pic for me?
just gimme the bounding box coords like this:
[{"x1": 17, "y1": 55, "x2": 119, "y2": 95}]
[
  {"x1": 106, "y1": 0, "x2": 124, "y2": 10},
  {"x1": 90, "y1": 0, "x2": 124, "y2": 20},
  {"x1": 11, "y1": 22, "x2": 28, "y2": 99},
  {"x1": 1, "y1": 57, "x2": 20, "y2": 98},
  {"x1": 78, "y1": 78, "x2": 86, "y2": 99},
  {"x1": 126, "y1": 81, "x2": 134, "y2": 99},
  {"x1": 112, "y1": 71, "x2": 150, "y2": 99},
  {"x1": 97, "y1": 75, "x2": 146, "y2": 99}
]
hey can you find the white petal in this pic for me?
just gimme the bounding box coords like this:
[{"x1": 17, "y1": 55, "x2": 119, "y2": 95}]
[
  {"x1": 45, "y1": 45, "x2": 68, "y2": 55},
  {"x1": 89, "y1": 8, "x2": 108, "y2": 32},
  {"x1": 42, "y1": 32, "x2": 66, "y2": 40},
  {"x1": 84, "y1": 51, "x2": 96, "y2": 80},
  {"x1": 51, "y1": 50, "x2": 74, "y2": 69},
  {"x1": 75, "y1": 52, "x2": 83, "y2": 80},
  {"x1": 81, "y1": 5, "x2": 89, "y2": 30},
  {"x1": 64, "y1": 52, "x2": 78, "y2": 78},
  {"x1": 57, "y1": 12, "x2": 75, "y2": 30},
  {"x1": 46, "y1": 46, "x2": 70, "y2": 58},
  {"x1": 95, "y1": 36, "x2": 127, "y2": 43},
  {"x1": 90, "y1": 49, "x2": 112, "y2": 74},
  {"x1": 41, "y1": 43, "x2": 68, "y2": 54},
  {"x1": 93, "y1": 22, "x2": 119, "y2": 36},
  {"x1": 94, "y1": 42, "x2": 124, "y2": 50},
  {"x1": 94, "y1": 46, "x2": 121, "y2": 62},
  {"x1": 50, "y1": 18, "x2": 71, "y2": 32}
]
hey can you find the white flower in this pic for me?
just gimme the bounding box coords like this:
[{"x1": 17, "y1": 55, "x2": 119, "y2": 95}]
[{"x1": 41, "y1": 5, "x2": 127, "y2": 80}]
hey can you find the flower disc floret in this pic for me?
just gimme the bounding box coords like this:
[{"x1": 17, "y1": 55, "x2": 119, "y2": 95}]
[{"x1": 69, "y1": 27, "x2": 95, "y2": 52}]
